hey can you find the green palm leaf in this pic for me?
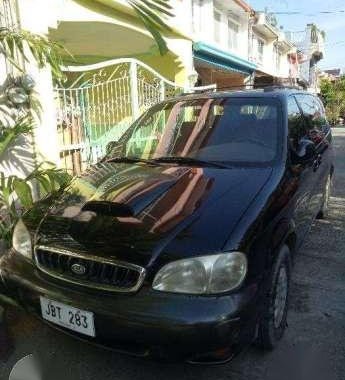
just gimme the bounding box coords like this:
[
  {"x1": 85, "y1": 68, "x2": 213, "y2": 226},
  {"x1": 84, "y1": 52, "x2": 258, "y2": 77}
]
[
  {"x1": 0, "y1": 27, "x2": 69, "y2": 80},
  {"x1": 128, "y1": 0, "x2": 173, "y2": 55}
]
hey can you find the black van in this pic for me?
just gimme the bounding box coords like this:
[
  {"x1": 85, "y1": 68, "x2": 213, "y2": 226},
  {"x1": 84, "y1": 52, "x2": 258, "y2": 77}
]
[{"x1": 0, "y1": 88, "x2": 333, "y2": 363}]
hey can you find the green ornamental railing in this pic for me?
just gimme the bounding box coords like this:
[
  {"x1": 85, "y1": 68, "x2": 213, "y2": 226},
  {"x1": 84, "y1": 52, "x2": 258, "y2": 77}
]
[{"x1": 55, "y1": 58, "x2": 215, "y2": 175}]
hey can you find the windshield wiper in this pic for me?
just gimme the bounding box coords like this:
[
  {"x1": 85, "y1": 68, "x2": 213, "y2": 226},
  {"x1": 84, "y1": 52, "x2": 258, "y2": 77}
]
[
  {"x1": 152, "y1": 156, "x2": 229, "y2": 169},
  {"x1": 104, "y1": 156, "x2": 229, "y2": 168},
  {"x1": 104, "y1": 156, "x2": 157, "y2": 164}
]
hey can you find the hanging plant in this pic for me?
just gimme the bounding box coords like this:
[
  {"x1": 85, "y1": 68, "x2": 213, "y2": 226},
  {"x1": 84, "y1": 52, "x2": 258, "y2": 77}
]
[
  {"x1": 0, "y1": 32, "x2": 69, "y2": 245},
  {"x1": 310, "y1": 24, "x2": 325, "y2": 43},
  {"x1": 310, "y1": 24, "x2": 318, "y2": 43},
  {"x1": 0, "y1": 73, "x2": 40, "y2": 157}
]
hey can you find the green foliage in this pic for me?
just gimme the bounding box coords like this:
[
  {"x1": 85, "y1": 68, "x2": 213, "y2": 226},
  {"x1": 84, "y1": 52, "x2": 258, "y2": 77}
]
[
  {"x1": 0, "y1": 26, "x2": 72, "y2": 245},
  {"x1": 320, "y1": 76, "x2": 345, "y2": 124},
  {"x1": 128, "y1": 0, "x2": 173, "y2": 55},
  {"x1": 0, "y1": 2, "x2": 172, "y2": 245},
  {"x1": 0, "y1": 164, "x2": 71, "y2": 244},
  {"x1": 0, "y1": 116, "x2": 34, "y2": 157},
  {"x1": 310, "y1": 24, "x2": 325, "y2": 43},
  {"x1": 0, "y1": 27, "x2": 68, "y2": 80}
]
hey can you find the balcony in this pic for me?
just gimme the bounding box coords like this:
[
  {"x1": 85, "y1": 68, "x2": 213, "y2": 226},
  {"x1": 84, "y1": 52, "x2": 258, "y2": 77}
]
[
  {"x1": 285, "y1": 25, "x2": 324, "y2": 62},
  {"x1": 276, "y1": 31, "x2": 295, "y2": 53},
  {"x1": 253, "y1": 12, "x2": 280, "y2": 40}
]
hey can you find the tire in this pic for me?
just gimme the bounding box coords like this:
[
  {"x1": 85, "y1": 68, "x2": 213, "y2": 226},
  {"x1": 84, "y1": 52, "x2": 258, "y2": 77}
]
[
  {"x1": 317, "y1": 174, "x2": 332, "y2": 219},
  {"x1": 257, "y1": 244, "x2": 291, "y2": 350}
]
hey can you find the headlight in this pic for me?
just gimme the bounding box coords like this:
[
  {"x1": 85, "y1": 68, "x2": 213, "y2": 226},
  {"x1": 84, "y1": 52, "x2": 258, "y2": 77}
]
[
  {"x1": 152, "y1": 252, "x2": 247, "y2": 294},
  {"x1": 12, "y1": 219, "x2": 32, "y2": 259}
]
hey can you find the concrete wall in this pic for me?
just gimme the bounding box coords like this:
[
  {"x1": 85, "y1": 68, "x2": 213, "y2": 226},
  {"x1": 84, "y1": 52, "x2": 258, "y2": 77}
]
[{"x1": 15, "y1": 0, "x2": 60, "y2": 167}]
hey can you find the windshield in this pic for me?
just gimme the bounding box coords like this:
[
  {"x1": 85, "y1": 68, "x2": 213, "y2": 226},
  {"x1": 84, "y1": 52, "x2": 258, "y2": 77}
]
[{"x1": 107, "y1": 97, "x2": 280, "y2": 165}]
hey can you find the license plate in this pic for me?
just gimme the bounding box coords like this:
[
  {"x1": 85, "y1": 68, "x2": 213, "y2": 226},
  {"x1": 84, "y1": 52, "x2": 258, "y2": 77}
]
[{"x1": 40, "y1": 297, "x2": 95, "y2": 337}]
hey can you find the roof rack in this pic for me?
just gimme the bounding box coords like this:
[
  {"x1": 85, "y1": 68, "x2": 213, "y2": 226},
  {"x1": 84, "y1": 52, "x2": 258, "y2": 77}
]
[
  {"x1": 214, "y1": 84, "x2": 302, "y2": 92},
  {"x1": 262, "y1": 85, "x2": 302, "y2": 91},
  {"x1": 176, "y1": 83, "x2": 303, "y2": 97}
]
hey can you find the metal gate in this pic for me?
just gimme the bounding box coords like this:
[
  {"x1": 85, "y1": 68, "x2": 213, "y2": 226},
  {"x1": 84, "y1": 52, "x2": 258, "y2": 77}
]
[{"x1": 55, "y1": 58, "x2": 215, "y2": 175}]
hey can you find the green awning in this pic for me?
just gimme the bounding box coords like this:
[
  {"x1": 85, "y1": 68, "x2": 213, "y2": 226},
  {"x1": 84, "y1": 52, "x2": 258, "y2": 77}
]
[{"x1": 193, "y1": 42, "x2": 257, "y2": 76}]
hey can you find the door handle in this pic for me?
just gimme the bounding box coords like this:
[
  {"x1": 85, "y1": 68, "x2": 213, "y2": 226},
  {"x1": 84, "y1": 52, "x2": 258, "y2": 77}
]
[{"x1": 313, "y1": 154, "x2": 322, "y2": 172}]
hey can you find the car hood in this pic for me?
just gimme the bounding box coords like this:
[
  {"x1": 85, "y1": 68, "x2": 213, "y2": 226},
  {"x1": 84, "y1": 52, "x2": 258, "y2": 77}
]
[{"x1": 34, "y1": 162, "x2": 272, "y2": 268}]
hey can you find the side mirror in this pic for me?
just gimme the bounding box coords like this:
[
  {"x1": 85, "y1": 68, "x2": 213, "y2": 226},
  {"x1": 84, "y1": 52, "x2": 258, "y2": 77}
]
[{"x1": 296, "y1": 138, "x2": 316, "y2": 160}]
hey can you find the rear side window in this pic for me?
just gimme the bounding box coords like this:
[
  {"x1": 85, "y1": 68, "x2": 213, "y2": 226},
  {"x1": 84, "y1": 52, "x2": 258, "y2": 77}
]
[
  {"x1": 314, "y1": 97, "x2": 329, "y2": 131},
  {"x1": 287, "y1": 96, "x2": 305, "y2": 149},
  {"x1": 295, "y1": 94, "x2": 328, "y2": 133},
  {"x1": 295, "y1": 94, "x2": 314, "y2": 117}
]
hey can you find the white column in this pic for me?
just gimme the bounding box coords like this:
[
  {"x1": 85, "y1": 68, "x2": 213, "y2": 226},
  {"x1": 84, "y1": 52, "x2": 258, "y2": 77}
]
[
  {"x1": 30, "y1": 67, "x2": 60, "y2": 165},
  {"x1": 166, "y1": 38, "x2": 195, "y2": 88},
  {"x1": 130, "y1": 61, "x2": 139, "y2": 120},
  {"x1": 16, "y1": 0, "x2": 60, "y2": 166}
]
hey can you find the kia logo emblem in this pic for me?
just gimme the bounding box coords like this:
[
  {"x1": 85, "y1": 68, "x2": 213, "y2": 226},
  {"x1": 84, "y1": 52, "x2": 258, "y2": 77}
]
[{"x1": 71, "y1": 263, "x2": 87, "y2": 275}]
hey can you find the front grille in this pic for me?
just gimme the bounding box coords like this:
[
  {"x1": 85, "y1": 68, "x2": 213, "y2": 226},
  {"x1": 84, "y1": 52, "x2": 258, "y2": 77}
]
[{"x1": 34, "y1": 245, "x2": 145, "y2": 292}]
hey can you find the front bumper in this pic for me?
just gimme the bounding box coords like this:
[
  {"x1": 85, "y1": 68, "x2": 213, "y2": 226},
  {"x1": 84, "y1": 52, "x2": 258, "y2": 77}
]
[{"x1": 0, "y1": 252, "x2": 260, "y2": 363}]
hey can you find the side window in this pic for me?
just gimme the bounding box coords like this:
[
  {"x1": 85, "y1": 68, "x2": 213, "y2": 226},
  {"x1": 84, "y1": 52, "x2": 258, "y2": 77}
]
[
  {"x1": 295, "y1": 94, "x2": 314, "y2": 117},
  {"x1": 314, "y1": 97, "x2": 329, "y2": 131},
  {"x1": 295, "y1": 94, "x2": 328, "y2": 143},
  {"x1": 287, "y1": 96, "x2": 305, "y2": 149}
]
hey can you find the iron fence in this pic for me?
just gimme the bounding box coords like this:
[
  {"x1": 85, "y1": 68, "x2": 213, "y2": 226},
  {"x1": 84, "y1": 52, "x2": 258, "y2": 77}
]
[{"x1": 55, "y1": 58, "x2": 214, "y2": 175}]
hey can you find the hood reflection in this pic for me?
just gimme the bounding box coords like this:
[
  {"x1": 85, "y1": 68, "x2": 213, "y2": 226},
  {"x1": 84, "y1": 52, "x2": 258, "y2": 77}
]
[
  {"x1": 42, "y1": 163, "x2": 213, "y2": 245},
  {"x1": 116, "y1": 167, "x2": 213, "y2": 233}
]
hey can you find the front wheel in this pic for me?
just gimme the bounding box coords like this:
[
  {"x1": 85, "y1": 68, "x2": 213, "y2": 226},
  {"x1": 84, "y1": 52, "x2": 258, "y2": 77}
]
[{"x1": 257, "y1": 245, "x2": 291, "y2": 350}]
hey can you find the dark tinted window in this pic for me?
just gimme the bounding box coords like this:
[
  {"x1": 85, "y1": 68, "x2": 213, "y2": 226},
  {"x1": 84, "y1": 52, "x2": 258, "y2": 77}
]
[
  {"x1": 295, "y1": 94, "x2": 328, "y2": 134},
  {"x1": 314, "y1": 97, "x2": 326, "y2": 118},
  {"x1": 314, "y1": 97, "x2": 329, "y2": 131},
  {"x1": 287, "y1": 96, "x2": 305, "y2": 149},
  {"x1": 109, "y1": 98, "x2": 280, "y2": 165},
  {"x1": 295, "y1": 94, "x2": 315, "y2": 117}
]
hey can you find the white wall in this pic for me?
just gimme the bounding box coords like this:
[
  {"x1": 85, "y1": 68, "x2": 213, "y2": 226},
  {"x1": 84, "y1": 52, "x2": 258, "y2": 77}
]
[
  {"x1": 191, "y1": 0, "x2": 250, "y2": 61},
  {"x1": 251, "y1": 31, "x2": 292, "y2": 79}
]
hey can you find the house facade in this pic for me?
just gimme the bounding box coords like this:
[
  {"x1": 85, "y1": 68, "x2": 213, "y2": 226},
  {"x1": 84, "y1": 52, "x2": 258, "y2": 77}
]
[
  {"x1": 191, "y1": 0, "x2": 257, "y2": 88},
  {"x1": 190, "y1": 2, "x2": 295, "y2": 88},
  {"x1": 1, "y1": 0, "x2": 299, "y2": 177},
  {"x1": 251, "y1": 12, "x2": 294, "y2": 87},
  {"x1": 286, "y1": 24, "x2": 325, "y2": 93},
  {"x1": 2, "y1": 0, "x2": 199, "y2": 174}
]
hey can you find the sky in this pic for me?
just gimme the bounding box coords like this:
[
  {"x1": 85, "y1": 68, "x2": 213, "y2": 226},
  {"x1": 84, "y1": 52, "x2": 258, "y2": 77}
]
[{"x1": 248, "y1": 0, "x2": 345, "y2": 70}]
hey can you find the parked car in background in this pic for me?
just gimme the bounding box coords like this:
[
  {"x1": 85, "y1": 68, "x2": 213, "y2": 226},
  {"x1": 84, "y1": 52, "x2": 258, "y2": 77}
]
[{"x1": 0, "y1": 87, "x2": 333, "y2": 364}]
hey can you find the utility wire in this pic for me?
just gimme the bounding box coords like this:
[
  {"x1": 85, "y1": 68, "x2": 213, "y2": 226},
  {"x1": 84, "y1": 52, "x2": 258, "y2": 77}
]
[
  {"x1": 267, "y1": 10, "x2": 345, "y2": 15},
  {"x1": 292, "y1": 41, "x2": 345, "y2": 53},
  {"x1": 210, "y1": 8, "x2": 345, "y2": 15}
]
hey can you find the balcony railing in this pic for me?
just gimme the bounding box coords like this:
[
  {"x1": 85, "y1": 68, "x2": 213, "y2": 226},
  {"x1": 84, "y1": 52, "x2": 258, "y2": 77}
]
[
  {"x1": 264, "y1": 12, "x2": 280, "y2": 34},
  {"x1": 253, "y1": 12, "x2": 280, "y2": 39}
]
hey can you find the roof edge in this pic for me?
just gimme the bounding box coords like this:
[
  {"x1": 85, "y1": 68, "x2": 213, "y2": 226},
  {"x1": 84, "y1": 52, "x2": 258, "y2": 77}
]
[{"x1": 233, "y1": 0, "x2": 253, "y2": 13}]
